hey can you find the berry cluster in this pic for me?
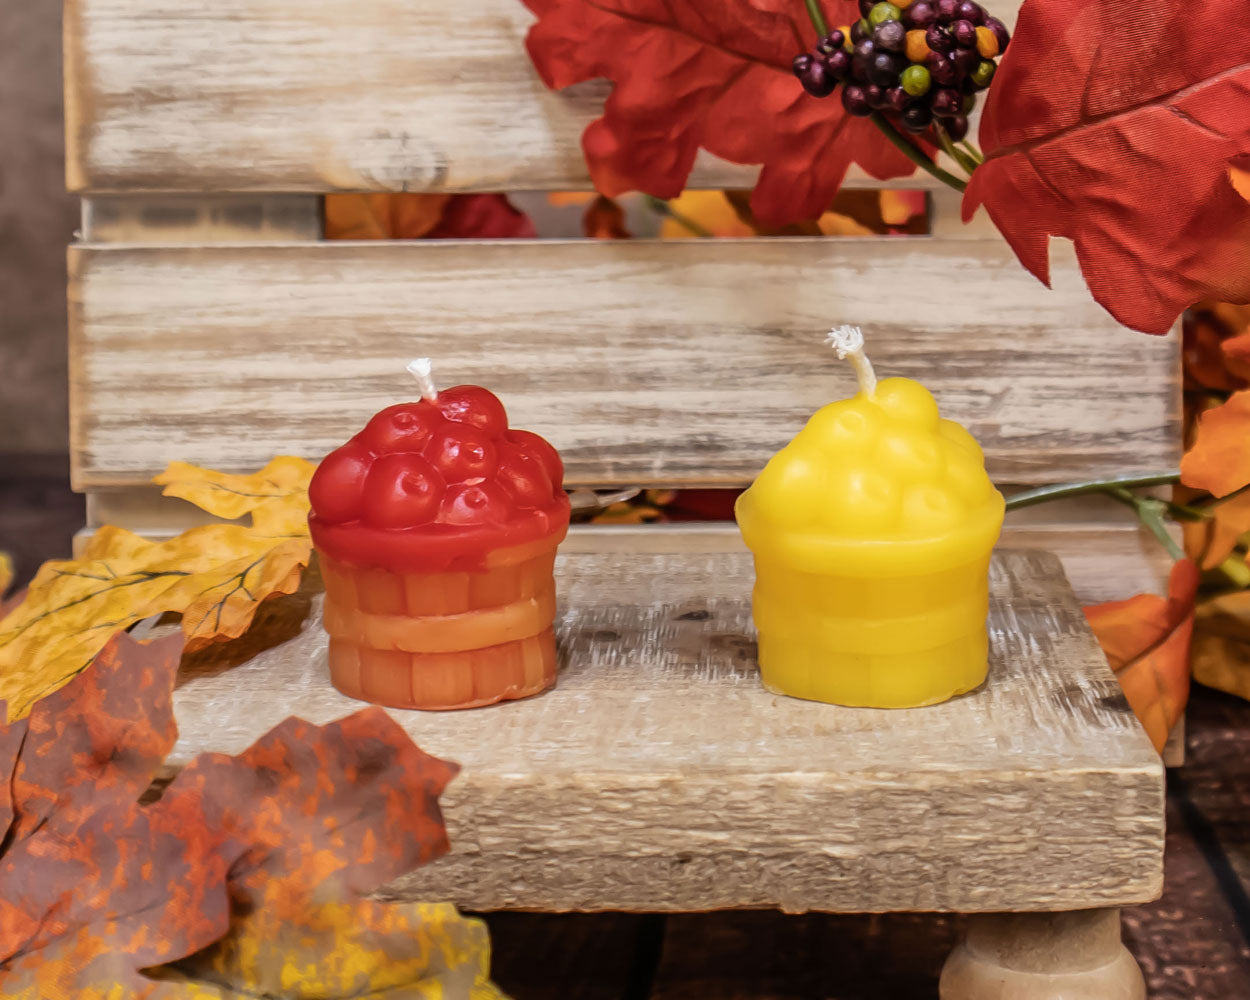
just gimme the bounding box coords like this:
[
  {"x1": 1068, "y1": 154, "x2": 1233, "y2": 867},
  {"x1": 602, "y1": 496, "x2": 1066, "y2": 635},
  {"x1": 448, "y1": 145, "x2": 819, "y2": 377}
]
[
  {"x1": 309, "y1": 387, "x2": 565, "y2": 531},
  {"x1": 793, "y1": 0, "x2": 1010, "y2": 140}
]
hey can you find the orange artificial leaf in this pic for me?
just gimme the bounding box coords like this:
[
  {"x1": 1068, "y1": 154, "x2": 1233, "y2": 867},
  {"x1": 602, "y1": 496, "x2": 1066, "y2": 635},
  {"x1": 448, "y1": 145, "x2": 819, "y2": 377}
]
[
  {"x1": 0, "y1": 459, "x2": 316, "y2": 721},
  {"x1": 547, "y1": 191, "x2": 597, "y2": 207},
  {"x1": 1191, "y1": 590, "x2": 1250, "y2": 702},
  {"x1": 659, "y1": 191, "x2": 756, "y2": 239},
  {"x1": 1224, "y1": 331, "x2": 1250, "y2": 382},
  {"x1": 816, "y1": 211, "x2": 875, "y2": 237},
  {"x1": 1181, "y1": 390, "x2": 1250, "y2": 497},
  {"x1": 1184, "y1": 491, "x2": 1250, "y2": 570},
  {"x1": 583, "y1": 195, "x2": 632, "y2": 239},
  {"x1": 1085, "y1": 559, "x2": 1199, "y2": 753},
  {"x1": 0, "y1": 629, "x2": 485, "y2": 999},
  {"x1": 325, "y1": 193, "x2": 535, "y2": 240},
  {"x1": 0, "y1": 553, "x2": 11, "y2": 602},
  {"x1": 878, "y1": 190, "x2": 927, "y2": 229},
  {"x1": 324, "y1": 193, "x2": 452, "y2": 240}
]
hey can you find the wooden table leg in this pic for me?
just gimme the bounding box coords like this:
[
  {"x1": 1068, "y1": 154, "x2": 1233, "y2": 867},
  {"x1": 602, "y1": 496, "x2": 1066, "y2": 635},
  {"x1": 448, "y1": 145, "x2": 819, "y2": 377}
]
[{"x1": 939, "y1": 908, "x2": 1145, "y2": 999}]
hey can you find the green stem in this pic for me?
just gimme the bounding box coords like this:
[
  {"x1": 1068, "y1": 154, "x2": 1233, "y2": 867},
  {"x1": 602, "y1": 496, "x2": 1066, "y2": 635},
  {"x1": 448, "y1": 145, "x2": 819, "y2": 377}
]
[
  {"x1": 1003, "y1": 471, "x2": 1182, "y2": 511},
  {"x1": 1108, "y1": 487, "x2": 1186, "y2": 561},
  {"x1": 645, "y1": 195, "x2": 713, "y2": 238},
  {"x1": 804, "y1": 0, "x2": 829, "y2": 35},
  {"x1": 933, "y1": 123, "x2": 978, "y2": 178},
  {"x1": 870, "y1": 113, "x2": 968, "y2": 193},
  {"x1": 959, "y1": 140, "x2": 984, "y2": 164}
]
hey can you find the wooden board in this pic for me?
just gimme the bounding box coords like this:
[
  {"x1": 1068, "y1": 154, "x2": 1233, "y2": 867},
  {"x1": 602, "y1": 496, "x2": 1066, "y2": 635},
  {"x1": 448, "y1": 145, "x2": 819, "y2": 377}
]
[
  {"x1": 68, "y1": 238, "x2": 1179, "y2": 490},
  {"x1": 65, "y1": 0, "x2": 1023, "y2": 194},
  {"x1": 167, "y1": 549, "x2": 1164, "y2": 913}
]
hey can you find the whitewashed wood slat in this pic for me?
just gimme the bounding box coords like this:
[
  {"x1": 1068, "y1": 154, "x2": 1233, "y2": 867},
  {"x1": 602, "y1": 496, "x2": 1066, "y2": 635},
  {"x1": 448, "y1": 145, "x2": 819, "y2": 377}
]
[
  {"x1": 82, "y1": 195, "x2": 322, "y2": 243},
  {"x1": 68, "y1": 237, "x2": 1179, "y2": 489},
  {"x1": 166, "y1": 549, "x2": 1164, "y2": 913},
  {"x1": 64, "y1": 0, "x2": 1021, "y2": 193}
]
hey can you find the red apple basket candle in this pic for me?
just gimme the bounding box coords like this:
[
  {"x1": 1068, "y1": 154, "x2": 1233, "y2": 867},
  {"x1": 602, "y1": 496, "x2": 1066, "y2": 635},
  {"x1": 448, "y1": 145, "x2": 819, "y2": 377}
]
[{"x1": 308, "y1": 360, "x2": 571, "y2": 710}]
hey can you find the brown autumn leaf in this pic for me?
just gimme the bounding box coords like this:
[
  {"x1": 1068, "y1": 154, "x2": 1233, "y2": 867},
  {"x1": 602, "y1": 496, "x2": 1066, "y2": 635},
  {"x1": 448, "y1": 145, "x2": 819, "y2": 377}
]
[
  {"x1": 1191, "y1": 590, "x2": 1250, "y2": 702},
  {"x1": 1084, "y1": 559, "x2": 1199, "y2": 753},
  {"x1": 0, "y1": 629, "x2": 491, "y2": 999},
  {"x1": 0, "y1": 459, "x2": 315, "y2": 722}
]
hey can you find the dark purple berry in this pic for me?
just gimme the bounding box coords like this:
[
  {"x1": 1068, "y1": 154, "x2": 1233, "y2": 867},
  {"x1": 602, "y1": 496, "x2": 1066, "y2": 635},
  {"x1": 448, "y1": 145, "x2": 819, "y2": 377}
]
[
  {"x1": 951, "y1": 19, "x2": 977, "y2": 48},
  {"x1": 824, "y1": 49, "x2": 852, "y2": 79},
  {"x1": 945, "y1": 114, "x2": 970, "y2": 141},
  {"x1": 904, "y1": 1, "x2": 937, "y2": 28},
  {"x1": 927, "y1": 52, "x2": 961, "y2": 85},
  {"x1": 864, "y1": 83, "x2": 889, "y2": 109},
  {"x1": 859, "y1": 0, "x2": 877, "y2": 15},
  {"x1": 817, "y1": 30, "x2": 846, "y2": 56},
  {"x1": 901, "y1": 103, "x2": 933, "y2": 133},
  {"x1": 883, "y1": 86, "x2": 910, "y2": 112},
  {"x1": 798, "y1": 58, "x2": 837, "y2": 97},
  {"x1": 841, "y1": 83, "x2": 873, "y2": 117},
  {"x1": 851, "y1": 18, "x2": 871, "y2": 42},
  {"x1": 936, "y1": 0, "x2": 959, "y2": 22},
  {"x1": 868, "y1": 50, "x2": 905, "y2": 85},
  {"x1": 930, "y1": 87, "x2": 962, "y2": 117},
  {"x1": 793, "y1": 53, "x2": 814, "y2": 77},
  {"x1": 925, "y1": 25, "x2": 955, "y2": 52},
  {"x1": 873, "y1": 19, "x2": 907, "y2": 52},
  {"x1": 984, "y1": 16, "x2": 1010, "y2": 51},
  {"x1": 955, "y1": 1, "x2": 984, "y2": 24},
  {"x1": 952, "y1": 46, "x2": 981, "y2": 74}
]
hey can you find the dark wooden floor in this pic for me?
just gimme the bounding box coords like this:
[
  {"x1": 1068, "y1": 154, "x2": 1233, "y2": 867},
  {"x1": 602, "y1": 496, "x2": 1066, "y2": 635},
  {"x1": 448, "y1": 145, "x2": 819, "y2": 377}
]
[{"x1": 5, "y1": 459, "x2": 1250, "y2": 999}]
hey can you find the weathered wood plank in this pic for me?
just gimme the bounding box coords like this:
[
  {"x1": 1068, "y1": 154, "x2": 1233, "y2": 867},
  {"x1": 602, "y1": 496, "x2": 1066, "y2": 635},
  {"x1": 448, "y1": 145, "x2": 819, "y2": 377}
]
[
  {"x1": 64, "y1": 0, "x2": 1022, "y2": 193},
  {"x1": 168, "y1": 549, "x2": 1163, "y2": 913},
  {"x1": 82, "y1": 195, "x2": 322, "y2": 243},
  {"x1": 68, "y1": 238, "x2": 1179, "y2": 490}
]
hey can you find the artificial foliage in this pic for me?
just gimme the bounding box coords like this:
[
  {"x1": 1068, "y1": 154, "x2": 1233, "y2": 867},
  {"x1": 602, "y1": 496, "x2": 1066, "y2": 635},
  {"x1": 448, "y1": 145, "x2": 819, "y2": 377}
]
[
  {"x1": 0, "y1": 629, "x2": 503, "y2": 998},
  {"x1": 0, "y1": 458, "x2": 317, "y2": 722}
]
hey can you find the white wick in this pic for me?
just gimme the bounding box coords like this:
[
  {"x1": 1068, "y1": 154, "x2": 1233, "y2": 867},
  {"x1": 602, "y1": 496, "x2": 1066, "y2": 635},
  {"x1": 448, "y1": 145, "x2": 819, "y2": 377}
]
[
  {"x1": 826, "y1": 325, "x2": 877, "y2": 398},
  {"x1": 406, "y1": 358, "x2": 439, "y2": 402}
]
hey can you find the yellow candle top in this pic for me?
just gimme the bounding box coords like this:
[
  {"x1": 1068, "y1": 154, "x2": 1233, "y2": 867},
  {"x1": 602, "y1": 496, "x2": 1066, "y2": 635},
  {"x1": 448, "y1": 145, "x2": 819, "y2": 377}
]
[{"x1": 736, "y1": 327, "x2": 1005, "y2": 577}]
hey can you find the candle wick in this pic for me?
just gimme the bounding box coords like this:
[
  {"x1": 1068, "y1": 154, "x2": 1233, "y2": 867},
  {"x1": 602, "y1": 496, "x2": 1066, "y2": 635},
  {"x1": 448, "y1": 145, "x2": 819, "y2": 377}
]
[
  {"x1": 407, "y1": 358, "x2": 439, "y2": 403},
  {"x1": 826, "y1": 325, "x2": 878, "y2": 398}
]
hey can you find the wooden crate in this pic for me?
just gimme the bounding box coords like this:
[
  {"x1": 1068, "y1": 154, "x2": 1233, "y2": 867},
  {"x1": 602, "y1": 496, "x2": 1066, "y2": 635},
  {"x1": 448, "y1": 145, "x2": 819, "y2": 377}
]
[{"x1": 64, "y1": 0, "x2": 1174, "y2": 993}]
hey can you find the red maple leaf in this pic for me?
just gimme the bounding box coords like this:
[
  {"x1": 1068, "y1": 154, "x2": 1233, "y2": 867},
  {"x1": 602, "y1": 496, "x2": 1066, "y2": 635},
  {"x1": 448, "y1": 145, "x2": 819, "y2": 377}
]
[
  {"x1": 964, "y1": 0, "x2": 1250, "y2": 335},
  {"x1": 523, "y1": 0, "x2": 925, "y2": 224}
]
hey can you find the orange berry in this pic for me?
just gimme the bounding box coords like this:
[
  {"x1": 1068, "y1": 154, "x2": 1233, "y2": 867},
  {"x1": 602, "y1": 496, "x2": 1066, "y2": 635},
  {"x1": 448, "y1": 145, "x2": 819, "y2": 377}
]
[
  {"x1": 975, "y1": 25, "x2": 1000, "y2": 58},
  {"x1": 896, "y1": 0, "x2": 917, "y2": 6},
  {"x1": 905, "y1": 29, "x2": 931, "y2": 63}
]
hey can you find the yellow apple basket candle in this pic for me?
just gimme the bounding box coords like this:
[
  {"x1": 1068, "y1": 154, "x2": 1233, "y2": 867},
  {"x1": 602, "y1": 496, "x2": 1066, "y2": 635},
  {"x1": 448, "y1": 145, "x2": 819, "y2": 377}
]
[{"x1": 735, "y1": 327, "x2": 1005, "y2": 708}]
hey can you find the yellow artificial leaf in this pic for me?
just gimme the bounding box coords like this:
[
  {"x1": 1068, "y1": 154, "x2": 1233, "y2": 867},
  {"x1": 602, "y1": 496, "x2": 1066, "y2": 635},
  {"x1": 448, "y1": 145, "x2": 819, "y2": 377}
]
[
  {"x1": 155, "y1": 457, "x2": 315, "y2": 521},
  {"x1": 659, "y1": 191, "x2": 757, "y2": 238},
  {"x1": 0, "y1": 552, "x2": 12, "y2": 598},
  {"x1": 154, "y1": 900, "x2": 508, "y2": 1000},
  {"x1": 0, "y1": 459, "x2": 315, "y2": 721}
]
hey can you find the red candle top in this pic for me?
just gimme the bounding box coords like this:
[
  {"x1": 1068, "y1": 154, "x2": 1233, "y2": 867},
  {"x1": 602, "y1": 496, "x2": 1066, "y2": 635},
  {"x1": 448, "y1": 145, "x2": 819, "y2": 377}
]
[{"x1": 308, "y1": 384, "x2": 570, "y2": 573}]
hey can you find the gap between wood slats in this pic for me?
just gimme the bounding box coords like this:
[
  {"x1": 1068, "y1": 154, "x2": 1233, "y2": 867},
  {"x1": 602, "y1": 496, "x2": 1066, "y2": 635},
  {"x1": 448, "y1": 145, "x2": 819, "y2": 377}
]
[
  {"x1": 67, "y1": 237, "x2": 1180, "y2": 490},
  {"x1": 65, "y1": 0, "x2": 1022, "y2": 193}
]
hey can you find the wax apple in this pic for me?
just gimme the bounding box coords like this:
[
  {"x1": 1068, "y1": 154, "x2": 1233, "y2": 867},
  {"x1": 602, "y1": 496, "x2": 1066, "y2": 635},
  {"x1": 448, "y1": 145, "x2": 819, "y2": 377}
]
[
  {"x1": 309, "y1": 364, "x2": 569, "y2": 710},
  {"x1": 735, "y1": 328, "x2": 1004, "y2": 708}
]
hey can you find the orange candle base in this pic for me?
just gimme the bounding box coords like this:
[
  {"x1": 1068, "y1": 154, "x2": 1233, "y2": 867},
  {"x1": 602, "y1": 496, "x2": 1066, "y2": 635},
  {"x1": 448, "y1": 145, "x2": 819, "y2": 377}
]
[{"x1": 320, "y1": 538, "x2": 560, "y2": 710}]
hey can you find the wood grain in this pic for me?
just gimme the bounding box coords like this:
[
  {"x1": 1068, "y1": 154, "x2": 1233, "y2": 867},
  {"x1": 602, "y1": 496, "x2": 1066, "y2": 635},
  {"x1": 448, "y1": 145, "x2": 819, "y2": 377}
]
[
  {"x1": 168, "y1": 549, "x2": 1163, "y2": 913},
  {"x1": 64, "y1": 0, "x2": 1022, "y2": 193},
  {"x1": 81, "y1": 195, "x2": 322, "y2": 243},
  {"x1": 68, "y1": 238, "x2": 1179, "y2": 489}
]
